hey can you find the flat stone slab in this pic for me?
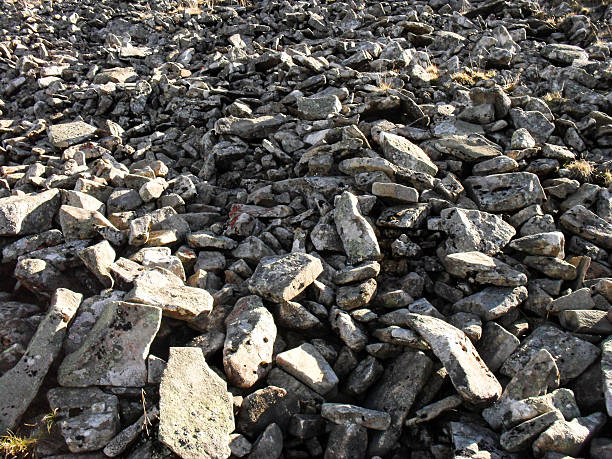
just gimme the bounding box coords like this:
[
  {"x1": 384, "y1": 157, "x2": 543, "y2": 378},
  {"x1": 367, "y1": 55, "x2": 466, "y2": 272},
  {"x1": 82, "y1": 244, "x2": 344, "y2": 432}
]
[
  {"x1": 560, "y1": 204, "x2": 612, "y2": 249},
  {"x1": 380, "y1": 131, "x2": 438, "y2": 176},
  {"x1": 433, "y1": 134, "x2": 502, "y2": 162},
  {"x1": 0, "y1": 189, "x2": 60, "y2": 236},
  {"x1": 452, "y1": 286, "x2": 528, "y2": 321},
  {"x1": 443, "y1": 251, "x2": 528, "y2": 286},
  {"x1": 47, "y1": 387, "x2": 120, "y2": 453},
  {"x1": 159, "y1": 347, "x2": 234, "y2": 459},
  {"x1": 0, "y1": 289, "x2": 82, "y2": 434},
  {"x1": 500, "y1": 324, "x2": 600, "y2": 384},
  {"x1": 248, "y1": 252, "x2": 323, "y2": 302},
  {"x1": 464, "y1": 172, "x2": 545, "y2": 212},
  {"x1": 276, "y1": 343, "x2": 339, "y2": 395},
  {"x1": 321, "y1": 403, "x2": 391, "y2": 430},
  {"x1": 58, "y1": 301, "x2": 161, "y2": 387},
  {"x1": 404, "y1": 313, "x2": 502, "y2": 405},
  {"x1": 223, "y1": 295, "x2": 277, "y2": 388},
  {"x1": 48, "y1": 121, "x2": 97, "y2": 148}
]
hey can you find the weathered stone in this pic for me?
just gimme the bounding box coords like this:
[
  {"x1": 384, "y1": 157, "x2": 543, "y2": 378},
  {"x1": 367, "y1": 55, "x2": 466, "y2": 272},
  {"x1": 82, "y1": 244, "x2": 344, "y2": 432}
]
[
  {"x1": 159, "y1": 347, "x2": 234, "y2": 459},
  {"x1": 214, "y1": 114, "x2": 289, "y2": 140},
  {"x1": 58, "y1": 301, "x2": 161, "y2": 387},
  {"x1": 336, "y1": 278, "x2": 377, "y2": 310},
  {"x1": 248, "y1": 252, "x2": 323, "y2": 302},
  {"x1": 321, "y1": 403, "x2": 391, "y2": 430},
  {"x1": 0, "y1": 189, "x2": 60, "y2": 236},
  {"x1": 533, "y1": 412, "x2": 607, "y2": 457},
  {"x1": 0, "y1": 289, "x2": 81, "y2": 434},
  {"x1": 48, "y1": 121, "x2": 97, "y2": 148},
  {"x1": 237, "y1": 386, "x2": 299, "y2": 437},
  {"x1": 501, "y1": 410, "x2": 564, "y2": 453},
  {"x1": 103, "y1": 406, "x2": 159, "y2": 457},
  {"x1": 334, "y1": 191, "x2": 381, "y2": 264},
  {"x1": 476, "y1": 321, "x2": 520, "y2": 372},
  {"x1": 560, "y1": 205, "x2": 612, "y2": 249},
  {"x1": 276, "y1": 343, "x2": 339, "y2": 395},
  {"x1": 223, "y1": 295, "x2": 276, "y2": 389},
  {"x1": 558, "y1": 309, "x2": 612, "y2": 334},
  {"x1": 297, "y1": 95, "x2": 342, "y2": 120},
  {"x1": 464, "y1": 172, "x2": 545, "y2": 212},
  {"x1": 380, "y1": 131, "x2": 438, "y2": 175},
  {"x1": 509, "y1": 232, "x2": 565, "y2": 257},
  {"x1": 433, "y1": 134, "x2": 502, "y2": 162},
  {"x1": 443, "y1": 251, "x2": 528, "y2": 286},
  {"x1": 452, "y1": 286, "x2": 527, "y2": 320},
  {"x1": 249, "y1": 423, "x2": 283, "y2": 459},
  {"x1": 324, "y1": 423, "x2": 367, "y2": 459}
]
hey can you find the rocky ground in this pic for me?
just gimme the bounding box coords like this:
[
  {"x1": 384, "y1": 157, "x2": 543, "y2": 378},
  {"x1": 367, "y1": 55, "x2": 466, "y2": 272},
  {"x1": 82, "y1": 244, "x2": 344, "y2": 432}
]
[{"x1": 0, "y1": 0, "x2": 611, "y2": 457}]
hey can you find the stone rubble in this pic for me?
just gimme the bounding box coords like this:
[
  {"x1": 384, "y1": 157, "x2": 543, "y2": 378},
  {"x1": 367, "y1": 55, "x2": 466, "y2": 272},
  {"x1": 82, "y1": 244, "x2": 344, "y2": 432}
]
[{"x1": 0, "y1": 0, "x2": 611, "y2": 457}]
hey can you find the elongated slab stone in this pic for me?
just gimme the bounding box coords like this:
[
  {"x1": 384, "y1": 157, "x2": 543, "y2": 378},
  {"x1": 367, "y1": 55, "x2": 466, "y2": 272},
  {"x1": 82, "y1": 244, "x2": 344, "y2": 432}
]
[
  {"x1": 58, "y1": 301, "x2": 161, "y2": 387},
  {"x1": 464, "y1": 172, "x2": 544, "y2": 212},
  {"x1": 159, "y1": 347, "x2": 234, "y2": 459},
  {"x1": 0, "y1": 288, "x2": 82, "y2": 434},
  {"x1": 276, "y1": 343, "x2": 339, "y2": 395},
  {"x1": 404, "y1": 313, "x2": 502, "y2": 405},
  {"x1": 334, "y1": 191, "x2": 381, "y2": 264},
  {"x1": 380, "y1": 131, "x2": 438, "y2": 175},
  {"x1": 0, "y1": 189, "x2": 60, "y2": 236}
]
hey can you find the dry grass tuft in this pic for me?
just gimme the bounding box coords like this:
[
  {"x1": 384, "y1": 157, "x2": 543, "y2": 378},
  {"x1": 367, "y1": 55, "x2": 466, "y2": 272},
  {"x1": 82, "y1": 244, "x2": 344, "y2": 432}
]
[
  {"x1": 566, "y1": 159, "x2": 594, "y2": 181},
  {"x1": 451, "y1": 68, "x2": 496, "y2": 85},
  {"x1": 543, "y1": 90, "x2": 567, "y2": 103},
  {"x1": 424, "y1": 64, "x2": 440, "y2": 80},
  {"x1": 0, "y1": 431, "x2": 38, "y2": 458}
]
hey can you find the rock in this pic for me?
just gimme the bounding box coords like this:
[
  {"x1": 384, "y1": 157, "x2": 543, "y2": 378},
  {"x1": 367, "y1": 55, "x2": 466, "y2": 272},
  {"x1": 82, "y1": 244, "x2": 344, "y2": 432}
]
[
  {"x1": 125, "y1": 268, "x2": 213, "y2": 320},
  {"x1": 508, "y1": 232, "x2": 565, "y2": 257},
  {"x1": 214, "y1": 115, "x2": 289, "y2": 140},
  {"x1": 443, "y1": 251, "x2": 528, "y2": 286},
  {"x1": 321, "y1": 403, "x2": 391, "y2": 430},
  {"x1": 558, "y1": 309, "x2": 612, "y2": 334},
  {"x1": 276, "y1": 343, "x2": 339, "y2": 395},
  {"x1": 0, "y1": 289, "x2": 81, "y2": 434},
  {"x1": 336, "y1": 278, "x2": 377, "y2": 310},
  {"x1": 452, "y1": 286, "x2": 527, "y2": 320},
  {"x1": 223, "y1": 295, "x2": 276, "y2": 388},
  {"x1": 58, "y1": 301, "x2": 161, "y2": 387},
  {"x1": 541, "y1": 44, "x2": 588, "y2": 65},
  {"x1": 403, "y1": 313, "x2": 502, "y2": 405},
  {"x1": 334, "y1": 191, "x2": 381, "y2": 264},
  {"x1": 78, "y1": 240, "x2": 115, "y2": 288},
  {"x1": 437, "y1": 207, "x2": 515, "y2": 256},
  {"x1": 464, "y1": 172, "x2": 545, "y2": 212},
  {"x1": 501, "y1": 325, "x2": 600, "y2": 383},
  {"x1": 248, "y1": 253, "x2": 323, "y2": 302},
  {"x1": 324, "y1": 423, "x2": 367, "y2": 459},
  {"x1": 560, "y1": 205, "x2": 612, "y2": 249},
  {"x1": 533, "y1": 412, "x2": 607, "y2": 456},
  {"x1": 511, "y1": 128, "x2": 536, "y2": 149},
  {"x1": 47, "y1": 387, "x2": 119, "y2": 453},
  {"x1": 237, "y1": 386, "x2": 298, "y2": 437},
  {"x1": 523, "y1": 256, "x2": 577, "y2": 280},
  {"x1": 509, "y1": 108, "x2": 555, "y2": 143},
  {"x1": 47, "y1": 121, "x2": 97, "y2": 148},
  {"x1": 372, "y1": 182, "x2": 419, "y2": 203},
  {"x1": 297, "y1": 95, "x2": 342, "y2": 120},
  {"x1": 0, "y1": 189, "x2": 60, "y2": 236},
  {"x1": 159, "y1": 347, "x2": 234, "y2": 459},
  {"x1": 433, "y1": 134, "x2": 502, "y2": 162},
  {"x1": 600, "y1": 336, "x2": 612, "y2": 417},
  {"x1": 333, "y1": 261, "x2": 380, "y2": 285},
  {"x1": 103, "y1": 406, "x2": 159, "y2": 457},
  {"x1": 476, "y1": 321, "x2": 520, "y2": 372},
  {"x1": 379, "y1": 131, "x2": 438, "y2": 175},
  {"x1": 249, "y1": 423, "x2": 283, "y2": 459},
  {"x1": 500, "y1": 410, "x2": 564, "y2": 453},
  {"x1": 451, "y1": 421, "x2": 509, "y2": 459}
]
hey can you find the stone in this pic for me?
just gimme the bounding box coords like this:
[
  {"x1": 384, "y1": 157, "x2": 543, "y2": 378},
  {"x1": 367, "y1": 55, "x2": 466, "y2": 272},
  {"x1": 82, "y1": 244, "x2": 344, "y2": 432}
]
[
  {"x1": 379, "y1": 131, "x2": 438, "y2": 175},
  {"x1": 452, "y1": 286, "x2": 527, "y2": 320},
  {"x1": 464, "y1": 172, "x2": 545, "y2": 212},
  {"x1": 237, "y1": 386, "x2": 299, "y2": 437},
  {"x1": 248, "y1": 252, "x2": 323, "y2": 302},
  {"x1": 333, "y1": 261, "x2": 380, "y2": 285},
  {"x1": 159, "y1": 347, "x2": 234, "y2": 459},
  {"x1": 437, "y1": 207, "x2": 515, "y2": 256},
  {"x1": 336, "y1": 278, "x2": 377, "y2": 310},
  {"x1": 334, "y1": 191, "x2": 381, "y2": 264},
  {"x1": 508, "y1": 232, "x2": 565, "y2": 257},
  {"x1": 558, "y1": 309, "x2": 612, "y2": 334},
  {"x1": 47, "y1": 387, "x2": 119, "y2": 453},
  {"x1": 524, "y1": 256, "x2": 577, "y2": 280},
  {"x1": 443, "y1": 251, "x2": 528, "y2": 286},
  {"x1": 404, "y1": 313, "x2": 502, "y2": 405},
  {"x1": 103, "y1": 406, "x2": 159, "y2": 457},
  {"x1": 214, "y1": 114, "x2": 290, "y2": 140},
  {"x1": 500, "y1": 410, "x2": 564, "y2": 453},
  {"x1": 249, "y1": 423, "x2": 283, "y2": 459},
  {"x1": 501, "y1": 324, "x2": 600, "y2": 383},
  {"x1": 371, "y1": 182, "x2": 419, "y2": 203},
  {"x1": 125, "y1": 268, "x2": 213, "y2": 320},
  {"x1": 276, "y1": 343, "x2": 339, "y2": 395},
  {"x1": 0, "y1": 289, "x2": 81, "y2": 434},
  {"x1": 533, "y1": 412, "x2": 607, "y2": 457},
  {"x1": 297, "y1": 95, "x2": 342, "y2": 120},
  {"x1": 0, "y1": 189, "x2": 60, "y2": 236},
  {"x1": 78, "y1": 240, "x2": 116, "y2": 288},
  {"x1": 58, "y1": 301, "x2": 161, "y2": 387},
  {"x1": 451, "y1": 421, "x2": 508, "y2": 459},
  {"x1": 324, "y1": 423, "x2": 367, "y2": 459},
  {"x1": 48, "y1": 121, "x2": 97, "y2": 148},
  {"x1": 476, "y1": 321, "x2": 520, "y2": 372},
  {"x1": 541, "y1": 43, "x2": 588, "y2": 65},
  {"x1": 330, "y1": 306, "x2": 369, "y2": 352},
  {"x1": 560, "y1": 205, "x2": 612, "y2": 249},
  {"x1": 509, "y1": 108, "x2": 555, "y2": 143},
  {"x1": 321, "y1": 403, "x2": 390, "y2": 431},
  {"x1": 223, "y1": 295, "x2": 276, "y2": 388},
  {"x1": 433, "y1": 134, "x2": 501, "y2": 162},
  {"x1": 511, "y1": 128, "x2": 536, "y2": 149}
]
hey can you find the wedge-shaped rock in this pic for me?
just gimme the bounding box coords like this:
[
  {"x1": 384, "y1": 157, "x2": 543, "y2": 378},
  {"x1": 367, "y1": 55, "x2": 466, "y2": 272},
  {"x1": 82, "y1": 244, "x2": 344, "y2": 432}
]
[
  {"x1": 47, "y1": 387, "x2": 119, "y2": 453},
  {"x1": 249, "y1": 252, "x2": 323, "y2": 302},
  {"x1": 214, "y1": 114, "x2": 289, "y2": 140},
  {"x1": 223, "y1": 296, "x2": 277, "y2": 388},
  {"x1": 532, "y1": 412, "x2": 607, "y2": 457},
  {"x1": 125, "y1": 268, "x2": 213, "y2": 320},
  {"x1": 334, "y1": 191, "x2": 381, "y2": 264},
  {"x1": 404, "y1": 313, "x2": 502, "y2": 405},
  {"x1": 58, "y1": 301, "x2": 161, "y2": 387},
  {"x1": 47, "y1": 120, "x2": 97, "y2": 148},
  {"x1": 508, "y1": 231, "x2": 565, "y2": 257},
  {"x1": 276, "y1": 343, "x2": 339, "y2": 395},
  {"x1": 452, "y1": 286, "x2": 528, "y2": 321},
  {"x1": 59, "y1": 205, "x2": 116, "y2": 240},
  {"x1": 78, "y1": 240, "x2": 116, "y2": 288},
  {"x1": 0, "y1": 289, "x2": 81, "y2": 434},
  {"x1": 321, "y1": 403, "x2": 391, "y2": 430},
  {"x1": 433, "y1": 134, "x2": 501, "y2": 162},
  {"x1": 443, "y1": 251, "x2": 528, "y2": 286},
  {"x1": 438, "y1": 207, "x2": 515, "y2": 256},
  {"x1": 379, "y1": 131, "x2": 437, "y2": 175},
  {"x1": 159, "y1": 347, "x2": 234, "y2": 459},
  {"x1": 500, "y1": 410, "x2": 564, "y2": 453},
  {"x1": 560, "y1": 204, "x2": 612, "y2": 249},
  {"x1": 464, "y1": 172, "x2": 544, "y2": 212},
  {"x1": 0, "y1": 189, "x2": 60, "y2": 236},
  {"x1": 365, "y1": 351, "x2": 433, "y2": 456},
  {"x1": 501, "y1": 324, "x2": 600, "y2": 383}
]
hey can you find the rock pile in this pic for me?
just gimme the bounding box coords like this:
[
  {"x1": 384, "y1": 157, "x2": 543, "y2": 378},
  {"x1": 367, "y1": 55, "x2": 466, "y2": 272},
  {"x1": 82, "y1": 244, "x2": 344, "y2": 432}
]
[{"x1": 0, "y1": 0, "x2": 611, "y2": 457}]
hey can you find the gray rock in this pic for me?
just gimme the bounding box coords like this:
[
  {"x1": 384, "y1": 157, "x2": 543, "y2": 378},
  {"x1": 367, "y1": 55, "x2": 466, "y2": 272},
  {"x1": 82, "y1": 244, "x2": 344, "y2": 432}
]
[
  {"x1": 602, "y1": 337, "x2": 612, "y2": 417},
  {"x1": 336, "y1": 278, "x2": 377, "y2": 310},
  {"x1": 103, "y1": 406, "x2": 159, "y2": 457},
  {"x1": 451, "y1": 421, "x2": 510, "y2": 459},
  {"x1": 249, "y1": 423, "x2": 283, "y2": 459},
  {"x1": 558, "y1": 309, "x2": 612, "y2": 334},
  {"x1": 533, "y1": 412, "x2": 607, "y2": 457},
  {"x1": 541, "y1": 44, "x2": 588, "y2": 65},
  {"x1": 443, "y1": 251, "x2": 528, "y2": 286},
  {"x1": 322, "y1": 403, "x2": 390, "y2": 430},
  {"x1": 47, "y1": 121, "x2": 97, "y2": 148},
  {"x1": 404, "y1": 313, "x2": 502, "y2": 405},
  {"x1": 523, "y1": 256, "x2": 577, "y2": 280},
  {"x1": 334, "y1": 191, "x2": 381, "y2": 264},
  {"x1": 58, "y1": 301, "x2": 161, "y2": 387},
  {"x1": 560, "y1": 205, "x2": 612, "y2": 249},
  {"x1": 248, "y1": 252, "x2": 323, "y2": 302},
  {"x1": 333, "y1": 261, "x2": 380, "y2": 285},
  {"x1": 214, "y1": 114, "x2": 290, "y2": 140},
  {"x1": 433, "y1": 134, "x2": 502, "y2": 162},
  {"x1": 380, "y1": 131, "x2": 438, "y2": 175},
  {"x1": 330, "y1": 306, "x2": 368, "y2": 351},
  {"x1": 0, "y1": 289, "x2": 81, "y2": 434},
  {"x1": 159, "y1": 347, "x2": 234, "y2": 459},
  {"x1": 476, "y1": 321, "x2": 520, "y2": 372},
  {"x1": 78, "y1": 240, "x2": 116, "y2": 288},
  {"x1": 45, "y1": 388, "x2": 119, "y2": 454},
  {"x1": 297, "y1": 95, "x2": 342, "y2": 120},
  {"x1": 464, "y1": 172, "x2": 545, "y2": 212},
  {"x1": 508, "y1": 232, "x2": 565, "y2": 257},
  {"x1": 452, "y1": 286, "x2": 527, "y2": 320},
  {"x1": 501, "y1": 325, "x2": 600, "y2": 383},
  {"x1": 223, "y1": 295, "x2": 276, "y2": 389},
  {"x1": 371, "y1": 182, "x2": 419, "y2": 203},
  {"x1": 0, "y1": 189, "x2": 60, "y2": 236},
  {"x1": 509, "y1": 108, "x2": 555, "y2": 143},
  {"x1": 324, "y1": 423, "x2": 367, "y2": 459},
  {"x1": 276, "y1": 343, "x2": 339, "y2": 395},
  {"x1": 237, "y1": 386, "x2": 298, "y2": 437},
  {"x1": 511, "y1": 128, "x2": 536, "y2": 149},
  {"x1": 500, "y1": 410, "x2": 564, "y2": 453}
]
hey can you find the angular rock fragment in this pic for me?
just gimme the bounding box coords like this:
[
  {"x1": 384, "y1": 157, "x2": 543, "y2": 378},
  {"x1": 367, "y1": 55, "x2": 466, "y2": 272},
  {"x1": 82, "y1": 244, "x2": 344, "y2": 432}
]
[
  {"x1": 276, "y1": 343, "x2": 339, "y2": 395},
  {"x1": 321, "y1": 403, "x2": 391, "y2": 430},
  {"x1": 48, "y1": 121, "x2": 97, "y2": 148},
  {"x1": 560, "y1": 205, "x2": 612, "y2": 249},
  {"x1": 334, "y1": 191, "x2": 381, "y2": 264},
  {"x1": 379, "y1": 132, "x2": 438, "y2": 175},
  {"x1": 464, "y1": 172, "x2": 545, "y2": 212},
  {"x1": 159, "y1": 347, "x2": 234, "y2": 459},
  {"x1": 452, "y1": 286, "x2": 527, "y2": 320},
  {"x1": 532, "y1": 412, "x2": 607, "y2": 457},
  {"x1": 0, "y1": 189, "x2": 60, "y2": 236},
  {"x1": 443, "y1": 251, "x2": 528, "y2": 286}
]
